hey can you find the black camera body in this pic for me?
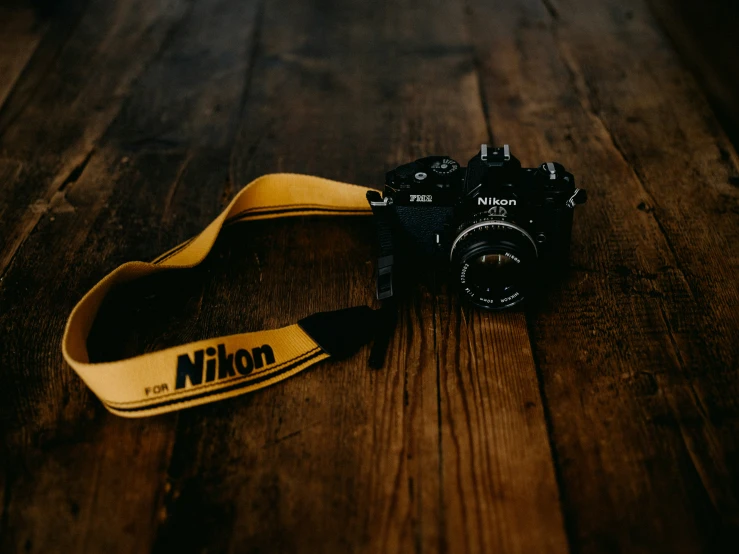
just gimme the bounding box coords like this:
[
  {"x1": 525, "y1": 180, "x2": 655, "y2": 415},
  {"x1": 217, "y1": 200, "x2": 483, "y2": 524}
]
[{"x1": 367, "y1": 145, "x2": 586, "y2": 310}]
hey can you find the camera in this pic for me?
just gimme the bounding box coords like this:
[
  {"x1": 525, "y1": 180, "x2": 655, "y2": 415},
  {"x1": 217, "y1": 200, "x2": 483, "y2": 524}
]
[{"x1": 367, "y1": 145, "x2": 586, "y2": 310}]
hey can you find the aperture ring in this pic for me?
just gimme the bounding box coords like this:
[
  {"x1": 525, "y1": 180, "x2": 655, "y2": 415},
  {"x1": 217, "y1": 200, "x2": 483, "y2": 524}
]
[{"x1": 449, "y1": 220, "x2": 538, "y2": 262}]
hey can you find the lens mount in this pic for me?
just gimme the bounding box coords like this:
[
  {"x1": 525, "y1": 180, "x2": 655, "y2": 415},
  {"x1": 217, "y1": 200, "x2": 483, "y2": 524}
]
[{"x1": 450, "y1": 219, "x2": 538, "y2": 310}]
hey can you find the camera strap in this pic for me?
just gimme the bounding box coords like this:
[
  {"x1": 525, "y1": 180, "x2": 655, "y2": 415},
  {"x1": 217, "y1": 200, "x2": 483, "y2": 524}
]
[{"x1": 61, "y1": 174, "x2": 381, "y2": 418}]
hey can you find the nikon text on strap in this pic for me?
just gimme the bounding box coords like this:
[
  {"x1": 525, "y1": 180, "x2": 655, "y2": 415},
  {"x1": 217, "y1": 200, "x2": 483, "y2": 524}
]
[{"x1": 62, "y1": 174, "x2": 380, "y2": 418}]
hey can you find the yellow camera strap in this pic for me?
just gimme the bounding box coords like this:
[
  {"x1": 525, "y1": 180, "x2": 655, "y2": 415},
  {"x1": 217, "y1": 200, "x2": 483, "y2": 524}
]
[{"x1": 62, "y1": 174, "x2": 377, "y2": 418}]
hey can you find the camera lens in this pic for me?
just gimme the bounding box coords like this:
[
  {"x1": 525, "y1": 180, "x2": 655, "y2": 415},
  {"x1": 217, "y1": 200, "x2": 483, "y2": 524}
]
[{"x1": 450, "y1": 220, "x2": 537, "y2": 309}]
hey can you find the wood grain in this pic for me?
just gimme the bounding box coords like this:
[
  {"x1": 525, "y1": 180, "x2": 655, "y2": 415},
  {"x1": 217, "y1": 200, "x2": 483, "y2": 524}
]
[
  {"x1": 647, "y1": 0, "x2": 739, "y2": 147},
  {"x1": 0, "y1": 0, "x2": 191, "y2": 275},
  {"x1": 0, "y1": 0, "x2": 260, "y2": 551},
  {"x1": 1, "y1": 0, "x2": 738, "y2": 552},
  {"x1": 466, "y1": 0, "x2": 739, "y2": 550},
  {"x1": 0, "y1": 4, "x2": 47, "y2": 111}
]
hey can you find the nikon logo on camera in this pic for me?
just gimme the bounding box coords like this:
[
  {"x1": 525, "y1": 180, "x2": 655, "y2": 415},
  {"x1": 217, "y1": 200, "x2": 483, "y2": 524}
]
[
  {"x1": 478, "y1": 197, "x2": 516, "y2": 206},
  {"x1": 175, "y1": 344, "x2": 276, "y2": 390},
  {"x1": 410, "y1": 195, "x2": 433, "y2": 202}
]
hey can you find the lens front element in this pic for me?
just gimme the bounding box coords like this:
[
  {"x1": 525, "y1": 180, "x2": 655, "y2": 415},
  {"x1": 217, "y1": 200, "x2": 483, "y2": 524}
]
[
  {"x1": 451, "y1": 220, "x2": 537, "y2": 309},
  {"x1": 468, "y1": 252, "x2": 518, "y2": 289}
]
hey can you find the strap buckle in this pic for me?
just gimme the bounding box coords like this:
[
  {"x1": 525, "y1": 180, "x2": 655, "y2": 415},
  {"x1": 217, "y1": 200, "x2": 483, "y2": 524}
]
[{"x1": 366, "y1": 191, "x2": 395, "y2": 300}]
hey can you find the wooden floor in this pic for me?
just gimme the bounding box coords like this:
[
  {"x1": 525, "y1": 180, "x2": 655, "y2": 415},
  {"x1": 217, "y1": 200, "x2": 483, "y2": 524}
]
[{"x1": 1, "y1": 0, "x2": 738, "y2": 552}]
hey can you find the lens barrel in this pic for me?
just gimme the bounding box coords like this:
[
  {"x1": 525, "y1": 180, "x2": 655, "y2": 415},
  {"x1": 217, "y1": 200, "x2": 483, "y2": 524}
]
[{"x1": 450, "y1": 220, "x2": 538, "y2": 309}]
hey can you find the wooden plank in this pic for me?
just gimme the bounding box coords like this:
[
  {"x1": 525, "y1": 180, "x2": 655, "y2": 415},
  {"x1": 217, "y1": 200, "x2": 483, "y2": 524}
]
[
  {"x1": 436, "y1": 306, "x2": 569, "y2": 553},
  {"x1": 142, "y1": 0, "x2": 567, "y2": 553},
  {"x1": 0, "y1": 0, "x2": 192, "y2": 276},
  {"x1": 647, "y1": 0, "x2": 739, "y2": 146},
  {"x1": 0, "y1": 5, "x2": 48, "y2": 111},
  {"x1": 465, "y1": 0, "x2": 739, "y2": 550},
  {"x1": 0, "y1": 0, "x2": 264, "y2": 552},
  {"x1": 553, "y1": 0, "x2": 739, "y2": 542}
]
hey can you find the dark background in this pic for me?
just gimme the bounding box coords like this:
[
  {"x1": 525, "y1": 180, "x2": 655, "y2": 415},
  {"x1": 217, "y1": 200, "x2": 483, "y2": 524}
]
[
  {"x1": 1, "y1": 0, "x2": 738, "y2": 553},
  {"x1": 648, "y1": 0, "x2": 739, "y2": 148}
]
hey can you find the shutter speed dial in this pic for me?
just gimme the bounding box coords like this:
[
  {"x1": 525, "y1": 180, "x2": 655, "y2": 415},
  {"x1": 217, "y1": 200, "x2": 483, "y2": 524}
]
[{"x1": 430, "y1": 158, "x2": 459, "y2": 175}]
